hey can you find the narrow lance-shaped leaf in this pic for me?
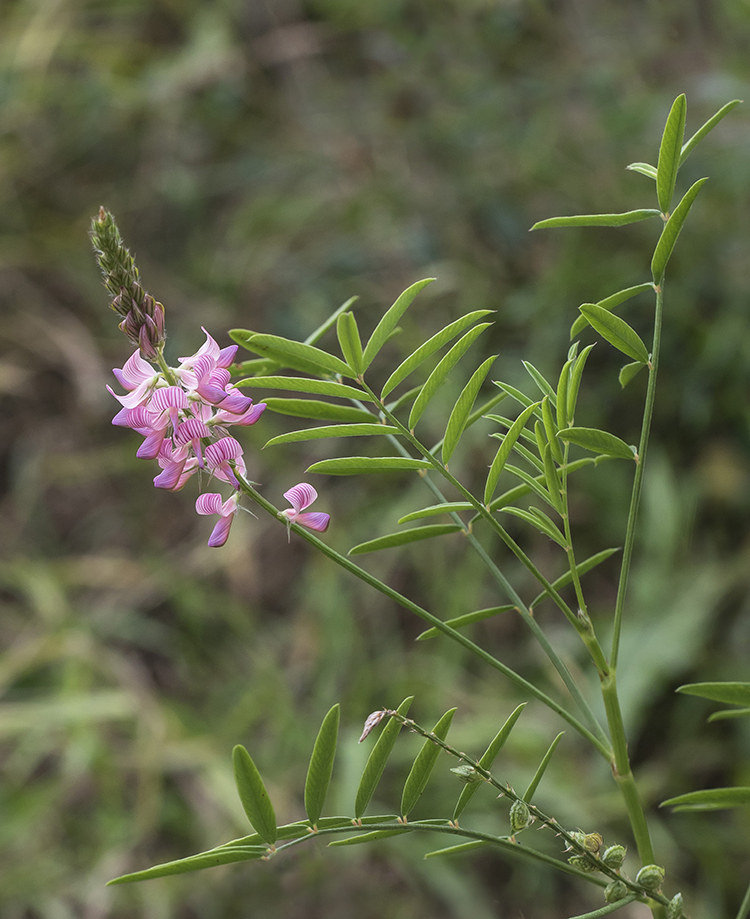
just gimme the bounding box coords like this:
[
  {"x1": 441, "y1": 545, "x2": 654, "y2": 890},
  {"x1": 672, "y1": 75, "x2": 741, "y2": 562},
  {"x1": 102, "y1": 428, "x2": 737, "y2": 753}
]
[
  {"x1": 235, "y1": 332, "x2": 355, "y2": 379},
  {"x1": 530, "y1": 209, "x2": 661, "y2": 230},
  {"x1": 566, "y1": 344, "x2": 595, "y2": 422},
  {"x1": 627, "y1": 162, "x2": 658, "y2": 179},
  {"x1": 570, "y1": 282, "x2": 654, "y2": 340},
  {"x1": 107, "y1": 847, "x2": 268, "y2": 885},
  {"x1": 493, "y1": 381, "x2": 539, "y2": 412},
  {"x1": 265, "y1": 423, "x2": 399, "y2": 448},
  {"x1": 530, "y1": 547, "x2": 620, "y2": 609},
  {"x1": 232, "y1": 745, "x2": 277, "y2": 844},
  {"x1": 677, "y1": 682, "x2": 750, "y2": 707},
  {"x1": 336, "y1": 311, "x2": 364, "y2": 375},
  {"x1": 523, "y1": 732, "x2": 564, "y2": 802},
  {"x1": 542, "y1": 396, "x2": 562, "y2": 463},
  {"x1": 307, "y1": 457, "x2": 432, "y2": 475},
  {"x1": 680, "y1": 99, "x2": 742, "y2": 167},
  {"x1": 504, "y1": 464, "x2": 556, "y2": 508},
  {"x1": 522, "y1": 361, "x2": 556, "y2": 404},
  {"x1": 656, "y1": 94, "x2": 687, "y2": 213},
  {"x1": 305, "y1": 296, "x2": 358, "y2": 346},
  {"x1": 484, "y1": 402, "x2": 540, "y2": 505},
  {"x1": 543, "y1": 443, "x2": 564, "y2": 514},
  {"x1": 619, "y1": 361, "x2": 646, "y2": 389},
  {"x1": 362, "y1": 278, "x2": 435, "y2": 370},
  {"x1": 442, "y1": 355, "x2": 497, "y2": 464},
  {"x1": 579, "y1": 304, "x2": 649, "y2": 364},
  {"x1": 661, "y1": 787, "x2": 750, "y2": 811},
  {"x1": 262, "y1": 398, "x2": 374, "y2": 422},
  {"x1": 559, "y1": 427, "x2": 636, "y2": 460},
  {"x1": 236, "y1": 376, "x2": 373, "y2": 401},
  {"x1": 328, "y1": 828, "x2": 414, "y2": 847},
  {"x1": 425, "y1": 840, "x2": 492, "y2": 859},
  {"x1": 401, "y1": 709, "x2": 457, "y2": 817},
  {"x1": 708, "y1": 708, "x2": 750, "y2": 723},
  {"x1": 564, "y1": 898, "x2": 639, "y2": 919},
  {"x1": 304, "y1": 704, "x2": 340, "y2": 826},
  {"x1": 556, "y1": 360, "x2": 572, "y2": 432},
  {"x1": 398, "y1": 502, "x2": 473, "y2": 524},
  {"x1": 355, "y1": 697, "x2": 414, "y2": 818},
  {"x1": 349, "y1": 524, "x2": 462, "y2": 556},
  {"x1": 381, "y1": 309, "x2": 495, "y2": 399},
  {"x1": 409, "y1": 323, "x2": 492, "y2": 430},
  {"x1": 651, "y1": 178, "x2": 708, "y2": 283},
  {"x1": 501, "y1": 507, "x2": 568, "y2": 548},
  {"x1": 453, "y1": 703, "x2": 526, "y2": 820},
  {"x1": 416, "y1": 605, "x2": 516, "y2": 641},
  {"x1": 488, "y1": 457, "x2": 598, "y2": 513}
]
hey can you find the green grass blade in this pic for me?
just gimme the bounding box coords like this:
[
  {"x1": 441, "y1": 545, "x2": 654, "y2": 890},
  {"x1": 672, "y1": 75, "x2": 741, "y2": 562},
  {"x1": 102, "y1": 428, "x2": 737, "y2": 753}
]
[
  {"x1": 336, "y1": 311, "x2": 364, "y2": 375},
  {"x1": 651, "y1": 177, "x2": 709, "y2": 283},
  {"x1": 484, "y1": 402, "x2": 540, "y2": 504},
  {"x1": 661, "y1": 787, "x2": 750, "y2": 811},
  {"x1": 409, "y1": 323, "x2": 492, "y2": 429},
  {"x1": 453, "y1": 703, "x2": 526, "y2": 820},
  {"x1": 304, "y1": 704, "x2": 340, "y2": 826},
  {"x1": 233, "y1": 332, "x2": 354, "y2": 379},
  {"x1": 306, "y1": 457, "x2": 432, "y2": 475},
  {"x1": 677, "y1": 682, "x2": 750, "y2": 707},
  {"x1": 107, "y1": 847, "x2": 268, "y2": 884},
  {"x1": 262, "y1": 398, "x2": 374, "y2": 422},
  {"x1": 305, "y1": 296, "x2": 359, "y2": 346},
  {"x1": 236, "y1": 376, "x2": 373, "y2": 401},
  {"x1": 401, "y1": 709, "x2": 457, "y2": 818},
  {"x1": 398, "y1": 502, "x2": 473, "y2": 524},
  {"x1": 530, "y1": 548, "x2": 620, "y2": 609},
  {"x1": 559, "y1": 427, "x2": 636, "y2": 460},
  {"x1": 232, "y1": 745, "x2": 277, "y2": 844},
  {"x1": 355, "y1": 697, "x2": 414, "y2": 818},
  {"x1": 381, "y1": 309, "x2": 495, "y2": 399},
  {"x1": 530, "y1": 209, "x2": 661, "y2": 230},
  {"x1": 416, "y1": 605, "x2": 516, "y2": 641},
  {"x1": 349, "y1": 524, "x2": 462, "y2": 555},
  {"x1": 523, "y1": 732, "x2": 564, "y2": 802},
  {"x1": 265, "y1": 423, "x2": 398, "y2": 447},
  {"x1": 362, "y1": 278, "x2": 435, "y2": 370},
  {"x1": 578, "y1": 305, "x2": 649, "y2": 363},
  {"x1": 680, "y1": 99, "x2": 742, "y2": 167},
  {"x1": 656, "y1": 94, "x2": 687, "y2": 213},
  {"x1": 442, "y1": 355, "x2": 497, "y2": 464}
]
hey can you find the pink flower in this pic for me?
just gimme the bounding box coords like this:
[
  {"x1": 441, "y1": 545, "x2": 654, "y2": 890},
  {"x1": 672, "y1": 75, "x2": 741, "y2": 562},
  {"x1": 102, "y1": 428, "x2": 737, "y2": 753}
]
[
  {"x1": 195, "y1": 492, "x2": 240, "y2": 547},
  {"x1": 107, "y1": 350, "x2": 160, "y2": 409},
  {"x1": 205, "y1": 436, "x2": 246, "y2": 487},
  {"x1": 153, "y1": 441, "x2": 199, "y2": 491},
  {"x1": 281, "y1": 483, "x2": 330, "y2": 533}
]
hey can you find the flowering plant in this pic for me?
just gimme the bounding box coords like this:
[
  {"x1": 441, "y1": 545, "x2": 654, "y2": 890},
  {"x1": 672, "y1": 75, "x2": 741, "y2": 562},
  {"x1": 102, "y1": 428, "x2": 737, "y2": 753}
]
[{"x1": 93, "y1": 97, "x2": 747, "y2": 919}]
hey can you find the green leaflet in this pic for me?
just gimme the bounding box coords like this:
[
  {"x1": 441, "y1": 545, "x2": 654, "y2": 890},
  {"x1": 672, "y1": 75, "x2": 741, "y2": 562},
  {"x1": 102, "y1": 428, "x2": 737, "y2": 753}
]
[
  {"x1": 708, "y1": 708, "x2": 750, "y2": 723},
  {"x1": 262, "y1": 398, "x2": 374, "y2": 422},
  {"x1": 349, "y1": 524, "x2": 462, "y2": 555},
  {"x1": 542, "y1": 396, "x2": 563, "y2": 464},
  {"x1": 530, "y1": 548, "x2": 620, "y2": 610},
  {"x1": 487, "y1": 458, "x2": 597, "y2": 513},
  {"x1": 304, "y1": 704, "x2": 340, "y2": 826},
  {"x1": 409, "y1": 323, "x2": 492, "y2": 430},
  {"x1": 677, "y1": 682, "x2": 750, "y2": 707},
  {"x1": 328, "y1": 828, "x2": 413, "y2": 846},
  {"x1": 661, "y1": 787, "x2": 750, "y2": 811},
  {"x1": 530, "y1": 209, "x2": 661, "y2": 230},
  {"x1": 442, "y1": 355, "x2": 497, "y2": 464},
  {"x1": 304, "y1": 295, "x2": 358, "y2": 346},
  {"x1": 416, "y1": 605, "x2": 516, "y2": 641},
  {"x1": 265, "y1": 423, "x2": 398, "y2": 447},
  {"x1": 355, "y1": 697, "x2": 414, "y2": 818},
  {"x1": 680, "y1": 99, "x2": 742, "y2": 166},
  {"x1": 381, "y1": 309, "x2": 495, "y2": 399},
  {"x1": 504, "y1": 464, "x2": 556, "y2": 507},
  {"x1": 236, "y1": 376, "x2": 374, "y2": 401},
  {"x1": 362, "y1": 278, "x2": 435, "y2": 371},
  {"x1": 522, "y1": 361, "x2": 556, "y2": 404},
  {"x1": 656, "y1": 94, "x2": 687, "y2": 213},
  {"x1": 523, "y1": 732, "x2": 564, "y2": 802},
  {"x1": 559, "y1": 427, "x2": 636, "y2": 460},
  {"x1": 626, "y1": 162, "x2": 658, "y2": 179},
  {"x1": 566, "y1": 344, "x2": 595, "y2": 422},
  {"x1": 565, "y1": 898, "x2": 638, "y2": 919},
  {"x1": 453, "y1": 703, "x2": 526, "y2": 820},
  {"x1": 485, "y1": 415, "x2": 538, "y2": 447},
  {"x1": 401, "y1": 708, "x2": 457, "y2": 817},
  {"x1": 336, "y1": 312, "x2": 364, "y2": 375},
  {"x1": 578, "y1": 304, "x2": 649, "y2": 364},
  {"x1": 233, "y1": 332, "x2": 354, "y2": 379},
  {"x1": 501, "y1": 507, "x2": 567, "y2": 548},
  {"x1": 398, "y1": 502, "x2": 473, "y2": 524},
  {"x1": 493, "y1": 381, "x2": 540, "y2": 412},
  {"x1": 232, "y1": 745, "x2": 277, "y2": 845},
  {"x1": 542, "y1": 444, "x2": 563, "y2": 514},
  {"x1": 556, "y1": 360, "x2": 571, "y2": 432},
  {"x1": 385, "y1": 385, "x2": 423, "y2": 413},
  {"x1": 570, "y1": 283, "x2": 654, "y2": 339},
  {"x1": 107, "y1": 847, "x2": 268, "y2": 884},
  {"x1": 619, "y1": 361, "x2": 647, "y2": 389},
  {"x1": 306, "y1": 457, "x2": 432, "y2": 475},
  {"x1": 651, "y1": 177, "x2": 709, "y2": 283},
  {"x1": 484, "y1": 402, "x2": 540, "y2": 505},
  {"x1": 425, "y1": 840, "x2": 492, "y2": 858}
]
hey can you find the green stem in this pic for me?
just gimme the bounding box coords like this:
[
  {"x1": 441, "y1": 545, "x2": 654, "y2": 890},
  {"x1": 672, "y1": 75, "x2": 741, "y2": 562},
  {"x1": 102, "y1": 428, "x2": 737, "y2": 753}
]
[
  {"x1": 155, "y1": 347, "x2": 178, "y2": 386},
  {"x1": 235, "y1": 473, "x2": 611, "y2": 758},
  {"x1": 736, "y1": 876, "x2": 750, "y2": 919}
]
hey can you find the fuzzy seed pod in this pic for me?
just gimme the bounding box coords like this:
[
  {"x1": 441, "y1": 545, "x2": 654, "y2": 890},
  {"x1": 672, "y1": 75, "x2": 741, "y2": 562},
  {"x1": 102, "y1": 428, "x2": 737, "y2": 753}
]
[
  {"x1": 568, "y1": 854, "x2": 597, "y2": 873},
  {"x1": 667, "y1": 893, "x2": 684, "y2": 919},
  {"x1": 582, "y1": 832, "x2": 603, "y2": 853},
  {"x1": 604, "y1": 880, "x2": 629, "y2": 903},
  {"x1": 636, "y1": 864, "x2": 665, "y2": 890},
  {"x1": 601, "y1": 844, "x2": 627, "y2": 868},
  {"x1": 450, "y1": 765, "x2": 482, "y2": 784},
  {"x1": 509, "y1": 800, "x2": 531, "y2": 833},
  {"x1": 564, "y1": 831, "x2": 586, "y2": 851}
]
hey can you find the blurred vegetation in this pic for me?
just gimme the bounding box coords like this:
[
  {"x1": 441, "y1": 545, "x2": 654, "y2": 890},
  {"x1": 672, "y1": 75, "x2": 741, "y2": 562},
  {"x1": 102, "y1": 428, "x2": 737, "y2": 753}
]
[{"x1": 1, "y1": 0, "x2": 749, "y2": 917}]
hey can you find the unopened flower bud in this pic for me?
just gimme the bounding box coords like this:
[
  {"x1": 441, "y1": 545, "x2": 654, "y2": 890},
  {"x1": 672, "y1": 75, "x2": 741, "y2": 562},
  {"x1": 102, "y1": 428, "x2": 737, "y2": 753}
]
[
  {"x1": 667, "y1": 893, "x2": 684, "y2": 919},
  {"x1": 582, "y1": 832, "x2": 603, "y2": 853},
  {"x1": 604, "y1": 880, "x2": 629, "y2": 903},
  {"x1": 568, "y1": 854, "x2": 597, "y2": 872},
  {"x1": 601, "y1": 844, "x2": 626, "y2": 868},
  {"x1": 450, "y1": 765, "x2": 482, "y2": 784},
  {"x1": 636, "y1": 864, "x2": 665, "y2": 890},
  {"x1": 564, "y1": 831, "x2": 586, "y2": 852},
  {"x1": 509, "y1": 800, "x2": 531, "y2": 833}
]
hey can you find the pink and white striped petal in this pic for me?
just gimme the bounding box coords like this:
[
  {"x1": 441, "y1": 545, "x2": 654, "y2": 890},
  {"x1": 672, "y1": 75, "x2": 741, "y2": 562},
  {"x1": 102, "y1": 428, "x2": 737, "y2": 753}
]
[
  {"x1": 295, "y1": 511, "x2": 330, "y2": 532},
  {"x1": 281, "y1": 484, "x2": 330, "y2": 533},
  {"x1": 283, "y1": 483, "x2": 318, "y2": 514},
  {"x1": 215, "y1": 401, "x2": 266, "y2": 426},
  {"x1": 195, "y1": 491, "x2": 240, "y2": 548}
]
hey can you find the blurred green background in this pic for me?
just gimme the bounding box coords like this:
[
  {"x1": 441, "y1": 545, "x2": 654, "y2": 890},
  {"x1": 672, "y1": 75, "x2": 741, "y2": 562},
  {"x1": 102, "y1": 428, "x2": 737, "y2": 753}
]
[{"x1": 1, "y1": 1, "x2": 750, "y2": 917}]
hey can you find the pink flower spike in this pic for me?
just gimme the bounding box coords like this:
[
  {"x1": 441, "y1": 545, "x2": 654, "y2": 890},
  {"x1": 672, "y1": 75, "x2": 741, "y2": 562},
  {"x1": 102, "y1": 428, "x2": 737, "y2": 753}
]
[
  {"x1": 196, "y1": 491, "x2": 240, "y2": 547},
  {"x1": 282, "y1": 483, "x2": 330, "y2": 533}
]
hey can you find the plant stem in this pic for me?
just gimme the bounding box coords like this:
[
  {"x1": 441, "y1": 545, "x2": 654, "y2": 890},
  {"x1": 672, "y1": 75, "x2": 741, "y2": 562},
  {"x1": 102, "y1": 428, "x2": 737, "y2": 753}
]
[{"x1": 736, "y1": 876, "x2": 750, "y2": 919}]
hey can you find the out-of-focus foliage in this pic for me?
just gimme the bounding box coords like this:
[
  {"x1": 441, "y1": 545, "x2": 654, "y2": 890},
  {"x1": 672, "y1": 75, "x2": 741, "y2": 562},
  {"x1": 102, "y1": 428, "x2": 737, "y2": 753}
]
[{"x1": 0, "y1": 1, "x2": 749, "y2": 917}]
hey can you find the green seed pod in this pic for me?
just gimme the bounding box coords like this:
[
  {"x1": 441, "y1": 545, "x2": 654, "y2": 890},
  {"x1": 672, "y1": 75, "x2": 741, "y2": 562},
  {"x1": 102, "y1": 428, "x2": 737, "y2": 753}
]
[
  {"x1": 509, "y1": 800, "x2": 531, "y2": 833},
  {"x1": 582, "y1": 832, "x2": 603, "y2": 853},
  {"x1": 604, "y1": 880, "x2": 629, "y2": 903},
  {"x1": 636, "y1": 864, "x2": 665, "y2": 891},
  {"x1": 568, "y1": 854, "x2": 597, "y2": 873},
  {"x1": 667, "y1": 893, "x2": 684, "y2": 919},
  {"x1": 564, "y1": 830, "x2": 586, "y2": 852},
  {"x1": 602, "y1": 844, "x2": 627, "y2": 868},
  {"x1": 450, "y1": 765, "x2": 482, "y2": 784}
]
